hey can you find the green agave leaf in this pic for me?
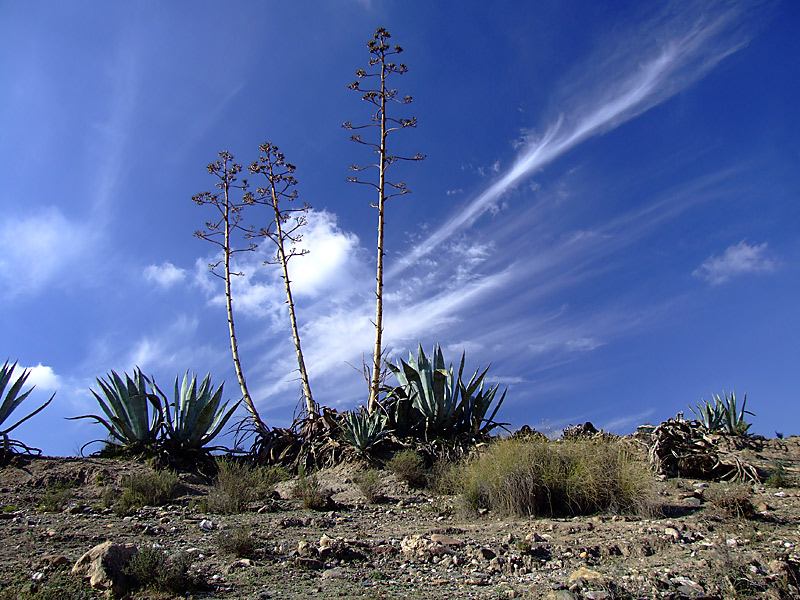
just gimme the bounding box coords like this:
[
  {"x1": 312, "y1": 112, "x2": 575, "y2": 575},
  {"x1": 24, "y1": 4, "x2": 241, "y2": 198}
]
[{"x1": 0, "y1": 361, "x2": 35, "y2": 426}]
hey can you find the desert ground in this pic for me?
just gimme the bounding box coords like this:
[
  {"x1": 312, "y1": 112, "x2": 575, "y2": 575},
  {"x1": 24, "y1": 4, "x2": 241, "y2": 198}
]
[{"x1": 1, "y1": 436, "x2": 799, "y2": 599}]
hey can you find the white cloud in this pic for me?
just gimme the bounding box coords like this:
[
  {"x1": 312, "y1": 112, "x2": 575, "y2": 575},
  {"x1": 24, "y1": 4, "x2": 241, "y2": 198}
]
[
  {"x1": 144, "y1": 261, "x2": 186, "y2": 288},
  {"x1": 390, "y1": 1, "x2": 760, "y2": 277},
  {"x1": 197, "y1": 210, "x2": 366, "y2": 320},
  {"x1": 288, "y1": 210, "x2": 363, "y2": 298},
  {"x1": 693, "y1": 241, "x2": 776, "y2": 285},
  {"x1": 0, "y1": 207, "x2": 92, "y2": 298},
  {"x1": 11, "y1": 363, "x2": 61, "y2": 390}
]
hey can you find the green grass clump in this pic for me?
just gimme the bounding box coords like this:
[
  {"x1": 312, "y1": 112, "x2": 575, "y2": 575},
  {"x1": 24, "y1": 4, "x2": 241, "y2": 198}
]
[
  {"x1": 126, "y1": 546, "x2": 206, "y2": 594},
  {"x1": 387, "y1": 449, "x2": 427, "y2": 488},
  {"x1": 201, "y1": 457, "x2": 287, "y2": 514},
  {"x1": 458, "y1": 437, "x2": 655, "y2": 517},
  {"x1": 354, "y1": 468, "x2": 383, "y2": 503},
  {"x1": 113, "y1": 469, "x2": 180, "y2": 515}
]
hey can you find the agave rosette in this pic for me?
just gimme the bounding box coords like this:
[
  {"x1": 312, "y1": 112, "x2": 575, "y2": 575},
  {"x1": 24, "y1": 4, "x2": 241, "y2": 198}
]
[{"x1": 69, "y1": 368, "x2": 161, "y2": 452}]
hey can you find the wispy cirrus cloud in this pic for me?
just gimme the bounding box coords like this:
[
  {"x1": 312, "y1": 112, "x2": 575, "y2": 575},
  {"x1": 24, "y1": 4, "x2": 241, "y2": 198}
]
[
  {"x1": 693, "y1": 241, "x2": 776, "y2": 285},
  {"x1": 391, "y1": 0, "x2": 765, "y2": 276}
]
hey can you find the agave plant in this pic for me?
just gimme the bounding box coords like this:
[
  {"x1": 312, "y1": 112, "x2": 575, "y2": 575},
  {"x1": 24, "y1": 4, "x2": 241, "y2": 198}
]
[
  {"x1": 340, "y1": 408, "x2": 390, "y2": 453},
  {"x1": 386, "y1": 344, "x2": 459, "y2": 437},
  {"x1": 69, "y1": 368, "x2": 161, "y2": 454},
  {"x1": 691, "y1": 391, "x2": 753, "y2": 436},
  {"x1": 156, "y1": 372, "x2": 239, "y2": 453},
  {"x1": 458, "y1": 375, "x2": 507, "y2": 435},
  {"x1": 1, "y1": 360, "x2": 55, "y2": 455},
  {"x1": 385, "y1": 344, "x2": 507, "y2": 439}
]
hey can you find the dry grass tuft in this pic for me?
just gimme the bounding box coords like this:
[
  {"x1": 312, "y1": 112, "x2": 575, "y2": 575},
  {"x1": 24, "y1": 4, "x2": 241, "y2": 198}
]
[
  {"x1": 202, "y1": 457, "x2": 287, "y2": 514},
  {"x1": 458, "y1": 437, "x2": 656, "y2": 517}
]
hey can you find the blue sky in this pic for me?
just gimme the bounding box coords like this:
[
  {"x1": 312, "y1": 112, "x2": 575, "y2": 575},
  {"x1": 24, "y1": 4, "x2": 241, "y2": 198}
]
[{"x1": 1, "y1": 0, "x2": 798, "y2": 456}]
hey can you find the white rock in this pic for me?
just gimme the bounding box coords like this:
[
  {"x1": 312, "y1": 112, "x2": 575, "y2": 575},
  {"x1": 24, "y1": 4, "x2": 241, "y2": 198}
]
[{"x1": 199, "y1": 519, "x2": 214, "y2": 531}]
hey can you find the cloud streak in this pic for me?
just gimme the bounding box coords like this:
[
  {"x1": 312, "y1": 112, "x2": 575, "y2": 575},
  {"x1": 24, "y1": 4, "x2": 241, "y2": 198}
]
[{"x1": 391, "y1": 1, "x2": 760, "y2": 277}]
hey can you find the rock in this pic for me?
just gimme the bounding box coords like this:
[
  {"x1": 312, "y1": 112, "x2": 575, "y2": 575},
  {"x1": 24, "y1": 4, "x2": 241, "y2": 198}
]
[
  {"x1": 767, "y1": 559, "x2": 790, "y2": 576},
  {"x1": 400, "y1": 535, "x2": 454, "y2": 559},
  {"x1": 544, "y1": 591, "x2": 578, "y2": 600},
  {"x1": 199, "y1": 518, "x2": 214, "y2": 531},
  {"x1": 298, "y1": 540, "x2": 316, "y2": 557},
  {"x1": 672, "y1": 576, "x2": 705, "y2": 597},
  {"x1": 479, "y1": 547, "x2": 497, "y2": 560},
  {"x1": 664, "y1": 527, "x2": 682, "y2": 542},
  {"x1": 583, "y1": 591, "x2": 611, "y2": 600},
  {"x1": 71, "y1": 541, "x2": 138, "y2": 597},
  {"x1": 40, "y1": 555, "x2": 71, "y2": 568},
  {"x1": 430, "y1": 533, "x2": 463, "y2": 547},
  {"x1": 227, "y1": 558, "x2": 254, "y2": 571},
  {"x1": 294, "y1": 557, "x2": 323, "y2": 570},
  {"x1": 321, "y1": 567, "x2": 348, "y2": 579},
  {"x1": 567, "y1": 567, "x2": 608, "y2": 588}
]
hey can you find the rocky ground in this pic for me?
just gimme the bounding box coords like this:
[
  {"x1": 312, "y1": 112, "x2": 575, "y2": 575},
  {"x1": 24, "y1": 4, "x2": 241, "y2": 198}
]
[{"x1": 1, "y1": 437, "x2": 800, "y2": 599}]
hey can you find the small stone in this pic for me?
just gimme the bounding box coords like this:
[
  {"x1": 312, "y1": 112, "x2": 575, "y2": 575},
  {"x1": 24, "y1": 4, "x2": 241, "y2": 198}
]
[
  {"x1": 319, "y1": 534, "x2": 335, "y2": 551},
  {"x1": 479, "y1": 547, "x2": 496, "y2": 560},
  {"x1": 664, "y1": 527, "x2": 682, "y2": 542},
  {"x1": 684, "y1": 497, "x2": 702, "y2": 507},
  {"x1": 298, "y1": 540, "x2": 315, "y2": 557},
  {"x1": 430, "y1": 533, "x2": 462, "y2": 547},
  {"x1": 321, "y1": 567, "x2": 348, "y2": 579},
  {"x1": 199, "y1": 519, "x2": 214, "y2": 531},
  {"x1": 726, "y1": 538, "x2": 739, "y2": 548},
  {"x1": 755, "y1": 501, "x2": 770, "y2": 512},
  {"x1": 227, "y1": 558, "x2": 253, "y2": 571},
  {"x1": 584, "y1": 591, "x2": 611, "y2": 600},
  {"x1": 567, "y1": 567, "x2": 607, "y2": 587},
  {"x1": 295, "y1": 557, "x2": 323, "y2": 570},
  {"x1": 544, "y1": 591, "x2": 578, "y2": 600},
  {"x1": 40, "y1": 555, "x2": 71, "y2": 568}
]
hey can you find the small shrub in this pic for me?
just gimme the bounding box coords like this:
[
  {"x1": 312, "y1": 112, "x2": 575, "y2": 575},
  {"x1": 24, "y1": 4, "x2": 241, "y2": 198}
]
[
  {"x1": 708, "y1": 545, "x2": 766, "y2": 598},
  {"x1": 355, "y1": 469, "x2": 383, "y2": 503},
  {"x1": 704, "y1": 483, "x2": 755, "y2": 519},
  {"x1": 126, "y1": 546, "x2": 205, "y2": 594},
  {"x1": 39, "y1": 481, "x2": 75, "y2": 512},
  {"x1": 202, "y1": 457, "x2": 288, "y2": 514},
  {"x1": 765, "y1": 463, "x2": 793, "y2": 488},
  {"x1": 217, "y1": 525, "x2": 255, "y2": 557},
  {"x1": 428, "y1": 457, "x2": 462, "y2": 495},
  {"x1": 387, "y1": 449, "x2": 427, "y2": 488},
  {"x1": 458, "y1": 437, "x2": 655, "y2": 517},
  {"x1": 292, "y1": 470, "x2": 331, "y2": 510},
  {"x1": 114, "y1": 469, "x2": 180, "y2": 515}
]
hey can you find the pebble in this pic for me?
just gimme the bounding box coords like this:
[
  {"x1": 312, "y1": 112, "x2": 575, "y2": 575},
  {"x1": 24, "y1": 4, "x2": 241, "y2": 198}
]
[{"x1": 199, "y1": 519, "x2": 214, "y2": 531}]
